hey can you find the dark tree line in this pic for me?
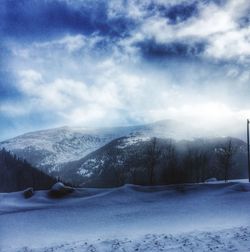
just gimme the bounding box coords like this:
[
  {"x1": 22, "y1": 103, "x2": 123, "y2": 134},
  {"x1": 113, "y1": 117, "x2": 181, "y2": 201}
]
[
  {"x1": 144, "y1": 137, "x2": 238, "y2": 185},
  {"x1": 85, "y1": 137, "x2": 240, "y2": 187},
  {"x1": 0, "y1": 148, "x2": 56, "y2": 192}
]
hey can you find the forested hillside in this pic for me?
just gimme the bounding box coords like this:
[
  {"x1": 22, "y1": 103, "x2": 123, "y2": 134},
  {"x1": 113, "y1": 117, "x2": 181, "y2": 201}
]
[{"x1": 0, "y1": 148, "x2": 56, "y2": 192}]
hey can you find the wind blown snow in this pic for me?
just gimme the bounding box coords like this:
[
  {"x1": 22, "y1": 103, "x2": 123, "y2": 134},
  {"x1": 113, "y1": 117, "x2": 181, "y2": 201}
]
[{"x1": 1, "y1": 182, "x2": 250, "y2": 251}]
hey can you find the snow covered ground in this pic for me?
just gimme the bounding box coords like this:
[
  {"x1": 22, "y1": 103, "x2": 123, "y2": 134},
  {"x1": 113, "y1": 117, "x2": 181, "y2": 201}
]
[
  {"x1": 1, "y1": 182, "x2": 250, "y2": 251},
  {"x1": 7, "y1": 226, "x2": 250, "y2": 252}
]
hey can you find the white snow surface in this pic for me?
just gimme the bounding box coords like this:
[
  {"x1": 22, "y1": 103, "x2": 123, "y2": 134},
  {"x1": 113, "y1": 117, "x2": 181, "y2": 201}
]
[
  {"x1": 1, "y1": 182, "x2": 250, "y2": 251},
  {"x1": 117, "y1": 135, "x2": 151, "y2": 149}
]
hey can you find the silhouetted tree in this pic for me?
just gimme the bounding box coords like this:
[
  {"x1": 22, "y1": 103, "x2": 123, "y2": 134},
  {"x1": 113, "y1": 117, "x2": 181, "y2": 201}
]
[
  {"x1": 216, "y1": 139, "x2": 237, "y2": 182},
  {"x1": 182, "y1": 146, "x2": 210, "y2": 183},
  {"x1": 146, "y1": 137, "x2": 161, "y2": 185},
  {"x1": 161, "y1": 140, "x2": 179, "y2": 184}
]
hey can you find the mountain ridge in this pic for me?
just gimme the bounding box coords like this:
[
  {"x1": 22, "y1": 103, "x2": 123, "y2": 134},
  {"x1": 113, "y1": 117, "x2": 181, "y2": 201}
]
[{"x1": 0, "y1": 120, "x2": 246, "y2": 182}]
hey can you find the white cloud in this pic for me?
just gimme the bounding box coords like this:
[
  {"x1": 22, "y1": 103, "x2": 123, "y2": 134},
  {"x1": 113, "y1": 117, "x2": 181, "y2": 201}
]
[
  {"x1": 0, "y1": 102, "x2": 28, "y2": 117},
  {"x1": 33, "y1": 34, "x2": 87, "y2": 52},
  {"x1": 3, "y1": 57, "x2": 250, "y2": 137},
  {"x1": 13, "y1": 65, "x2": 146, "y2": 126},
  {"x1": 205, "y1": 27, "x2": 250, "y2": 61},
  {"x1": 123, "y1": 0, "x2": 250, "y2": 62},
  {"x1": 19, "y1": 69, "x2": 241, "y2": 127},
  {"x1": 3, "y1": 0, "x2": 250, "y2": 138},
  {"x1": 19, "y1": 69, "x2": 42, "y2": 82}
]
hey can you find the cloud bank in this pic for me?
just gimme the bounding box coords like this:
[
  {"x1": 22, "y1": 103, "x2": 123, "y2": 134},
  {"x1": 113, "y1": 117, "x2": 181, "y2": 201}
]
[{"x1": 0, "y1": 0, "x2": 250, "y2": 139}]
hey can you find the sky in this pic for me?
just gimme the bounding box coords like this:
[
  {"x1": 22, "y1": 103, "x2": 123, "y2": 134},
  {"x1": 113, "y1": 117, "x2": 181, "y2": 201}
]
[{"x1": 0, "y1": 0, "x2": 250, "y2": 140}]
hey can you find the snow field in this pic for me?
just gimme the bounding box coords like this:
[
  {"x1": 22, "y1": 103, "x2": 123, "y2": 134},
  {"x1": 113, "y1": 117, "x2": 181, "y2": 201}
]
[{"x1": 1, "y1": 182, "x2": 250, "y2": 251}]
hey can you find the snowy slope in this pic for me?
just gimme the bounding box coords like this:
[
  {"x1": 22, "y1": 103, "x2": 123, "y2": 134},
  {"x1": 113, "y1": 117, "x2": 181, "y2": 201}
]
[
  {"x1": 0, "y1": 125, "x2": 142, "y2": 173},
  {"x1": 1, "y1": 182, "x2": 250, "y2": 251},
  {"x1": 0, "y1": 120, "x2": 207, "y2": 173}
]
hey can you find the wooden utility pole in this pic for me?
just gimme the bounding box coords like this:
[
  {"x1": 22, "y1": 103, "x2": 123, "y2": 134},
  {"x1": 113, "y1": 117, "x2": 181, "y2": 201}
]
[{"x1": 247, "y1": 119, "x2": 250, "y2": 182}]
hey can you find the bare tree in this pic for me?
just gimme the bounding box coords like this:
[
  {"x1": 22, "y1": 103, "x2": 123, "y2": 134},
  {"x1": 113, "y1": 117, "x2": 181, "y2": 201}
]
[
  {"x1": 162, "y1": 140, "x2": 179, "y2": 184},
  {"x1": 182, "y1": 146, "x2": 210, "y2": 183},
  {"x1": 216, "y1": 139, "x2": 237, "y2": 182},
  {"x1": 146, "y1": 137, "x2": 161, "y2": 185},
  {"x1": 182, "y1": 147, "x2": 196, "y2": 183},
  {"x1": 193, "y1": 150, "x2": 209, "y2": 183}
]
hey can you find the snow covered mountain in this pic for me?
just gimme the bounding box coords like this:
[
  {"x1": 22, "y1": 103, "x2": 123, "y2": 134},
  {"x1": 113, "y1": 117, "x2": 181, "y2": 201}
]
[
  {"x1": 0, "y1": 120, "x2": 187, "y2": 173},
  {"x1": 0, "y1": 126, "x2": 131, "y2": 173},
  {"x1": 0, "y1": 119, "x2": 243, "y2": 181}
]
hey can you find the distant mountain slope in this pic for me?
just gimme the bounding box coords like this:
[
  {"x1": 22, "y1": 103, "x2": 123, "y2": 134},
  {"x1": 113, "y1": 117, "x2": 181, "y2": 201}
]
[
  {"x1": 0, "y1": 148, "x2": 55, "y2": 192},
  {"x1": 58, "y1": 136, "x2": 248, "y2": 187},
  {"x1": 0, "y1": 126, "x2": 136, "y2": 173},
  {"x1": 0, "y1": 120, "x2": 206, "y2": 173}
]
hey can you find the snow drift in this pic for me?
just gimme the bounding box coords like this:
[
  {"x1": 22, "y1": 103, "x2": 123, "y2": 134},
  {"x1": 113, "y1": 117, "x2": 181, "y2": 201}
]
[{"x1": 1, "y1": 181, "x2": 250, "y2": 251}]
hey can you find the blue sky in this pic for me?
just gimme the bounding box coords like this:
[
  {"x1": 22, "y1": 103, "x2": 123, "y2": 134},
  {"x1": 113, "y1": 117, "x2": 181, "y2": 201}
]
[{"x1": 0, "y1": 0, "x2": 250, "y2": 140}]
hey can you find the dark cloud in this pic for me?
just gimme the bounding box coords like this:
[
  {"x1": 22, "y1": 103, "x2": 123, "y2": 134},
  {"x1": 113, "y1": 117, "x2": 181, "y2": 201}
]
[
  {"x1": 238, "y1": 15, "x2": 250, "y2": 28},
  {"x1": 165, "y1": 3, "x2": 198, "y2": 24},
  {"x1": 150, "y1": 2, "x2": 199, "y2": 25},
  {"x1": 0, "y1": 0, "x2": 136, "y2": 41},
  {"x1": 1, "y1": 0, "x2": 105, "y2": 39},
  {"x1": 137, "y1": 40, "x2": 206, "y2": 59},
  {"x1": 0, "y1": 0, "x2": 240, "y2": 49},
  {"x1": 145, "y1": 0, "x2": 227, "y2": 25},
  {"x1": 1, "y1": 0, "x2": 216, "y2": 42}
]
